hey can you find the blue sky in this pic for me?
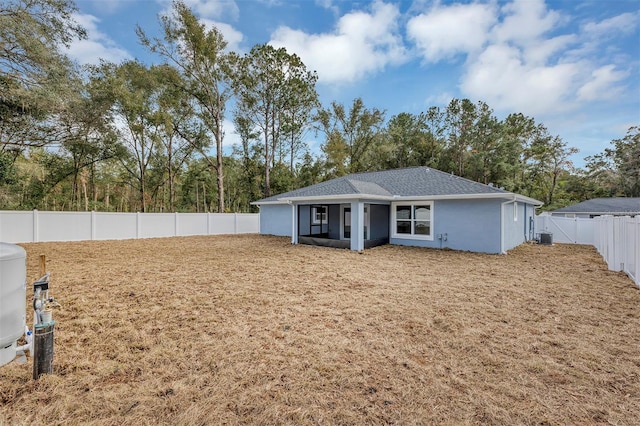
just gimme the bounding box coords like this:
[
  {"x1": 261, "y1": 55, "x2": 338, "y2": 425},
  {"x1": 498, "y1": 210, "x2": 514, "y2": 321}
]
[{"x1": 67, "y1": 0, "x2": 640, "y2": 168}]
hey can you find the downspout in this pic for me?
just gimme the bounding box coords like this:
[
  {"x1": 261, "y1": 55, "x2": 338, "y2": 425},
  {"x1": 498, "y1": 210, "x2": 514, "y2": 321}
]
[
  {"x1": 523, "y1": 203, "x2": 527, "y2": 240},
  {"x1": 288, "y1": 201, "x2": 296, "y2": 245},
  {"x1": 500, "y1": 195, "x2": 517, "y2": 254}
]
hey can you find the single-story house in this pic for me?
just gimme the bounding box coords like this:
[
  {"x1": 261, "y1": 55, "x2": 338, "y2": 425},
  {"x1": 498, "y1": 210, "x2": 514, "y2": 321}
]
[
  {"x1": 550, "y1": 197, "x2": 640, "y2": 218},
  {"x1": 252, "y1": 167, "x2": 543, "y2": 254}
]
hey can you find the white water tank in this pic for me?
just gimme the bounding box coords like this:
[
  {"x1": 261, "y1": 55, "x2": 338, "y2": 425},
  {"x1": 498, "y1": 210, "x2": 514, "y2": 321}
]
[{"x1": 0, "y1": 243, "x2": 26, "y2": 367}]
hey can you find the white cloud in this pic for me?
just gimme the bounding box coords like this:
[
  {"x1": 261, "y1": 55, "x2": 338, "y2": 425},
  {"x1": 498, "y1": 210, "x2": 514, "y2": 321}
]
[
  {"x1": 160, "y1": 0, "x2": 240, "y2": 21},
  {"x1": 400, "y1": 0, "x2": 633, "y2": 117},
  {"x1": 522, "y1": 34, "x2": 575, "y2": 65},
  {"x1": 577, "y1": 65, "x2": 628, "y2": 101},
  {"x1": 65, "y1": 14, "x2": 131, "y2": 65},
  {"x1": 492, "y1": 0, "x2": 564, "y2": 45},
  {"x1": 406, "y1": 2, "x2": 496, "y2": 62},
  {"x1": 583, "y1": 12, "x2": 639, "y2": 37},
  {"x1": 315, "y1": 0, "x2": 339, "y2": 16},
  {"x1": 425, "y1": 92, "x2": 455, "y2": 107},
  {"x1": 157, "y1": 0, "x2": 244, "y2": 52},
  {"x1": 269, "y1": 1, "x2": 407, "y2": 84},
  {"x1": 461, "y1": 44, "x2": 579, "y2": 115},
  {"x1": 200, "y1": 19, "x2": 244, "y2": 52}
]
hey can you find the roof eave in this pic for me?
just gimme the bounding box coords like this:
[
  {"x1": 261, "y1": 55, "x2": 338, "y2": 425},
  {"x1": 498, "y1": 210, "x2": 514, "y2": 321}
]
[
  {"x1": 250, "y1": 200, "x2": 287, "y2": 205},
  {"x1": 394, "y1": 193, "x2": 543, "y2": 205},
  {"x1": 552, "y1": 211, "x2": 640, "y2": 215},
  {"x1": 279, "y1": 194, "x2": 392, "y2": 203},
  {"x1": 253, "y1": 192, "x2": 544, "y2": 205}
]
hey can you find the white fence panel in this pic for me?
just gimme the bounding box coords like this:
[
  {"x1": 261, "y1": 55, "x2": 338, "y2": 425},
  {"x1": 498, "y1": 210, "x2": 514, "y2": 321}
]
[
  {"x1": 38, "y1": 211, "x2": 92, "y2": 242},
  {"x1": 236, "y1": 213, "x2": 261, "y2": 233},
  {"x1": 576, "y1": 219, "x2": 594, "y2": 244},
  {"x1": 0, "y1": 211, "x2": 35, "y2": 243},
  {"x1": 208, "y1": 213, "x2": 236, "y2": 234},
  {"x1": 623, "y1": 217, "x2": 637, "y2": 284},
  {"x1": 0, "y1": 210, "x2": 259, "y2": 243},
  {"x1": 178, "y1": 213, "x2": 208, "y2": 236},
  {"x1": 140, "y1": 213, "x2": 176, "y2": 239},
  {"x1": 94, "y1": 212, "x2": 137, "y2": 240},
  {"x1": 536, "y1": 213, "x2": 639, "y2": 287},
  {"x1": 535, "y1": 214, "x2": 594, "y2": 245},
  {"x1": 593, "y1": 215, "x2": 640, "y2": 287}
]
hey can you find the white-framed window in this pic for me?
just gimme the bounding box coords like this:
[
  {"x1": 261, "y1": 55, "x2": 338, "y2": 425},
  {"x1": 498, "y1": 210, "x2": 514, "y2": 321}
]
[
  {"x1": 391, "y1": 202, "x2": 433, "y2": 240},
  {"x1": 312, "y1": 206, "x2": 327, "y2": 225}
]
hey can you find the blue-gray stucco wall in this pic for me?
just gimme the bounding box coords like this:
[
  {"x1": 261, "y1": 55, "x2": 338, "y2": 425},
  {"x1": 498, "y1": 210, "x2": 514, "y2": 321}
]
[
  {"x1": 389, "y1": 199, "x2": 503, "y2": 253},
  {"x1": 369, "y1": 204, "x2": 389, "y2": 240},
  {"x1": 328, "y1": 205, "x2": 340, "y2": 239},
  {"x1": 260, "y1": 199, "x2": 536, "y2": 254},
  {"x1": 298, "y1": 205, "x2": 311, "y2": 234},
  {"x1": 503, "y1": 202, "x2": 535, "y2": 251},
  {"x1": 258, "y1": 204, "x2": 291, "y2": 237}
]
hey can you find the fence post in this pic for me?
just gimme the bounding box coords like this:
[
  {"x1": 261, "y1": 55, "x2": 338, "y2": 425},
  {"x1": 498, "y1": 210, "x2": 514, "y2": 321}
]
[
  {"x1": 175, "y1": 212, "x2": 179, "y2": 237},
  {"x1": 32, "y1": 209, "x2": 39, "y2": 243},
  {"x1": 622, "y1": 217, "x2": 628, "y2": 276},
  {"x1": 234, "y1": 213, "x2": 238, "y2": 234},
  {"x1": 636, "y1": 217, "x2": 640, "y2": 287},
  {"x1": 91, "y1": 211, "x2": 96, "y2": 240},
  {"x1": 136, "y1": 212, "x2": 141, "y2": 239}
]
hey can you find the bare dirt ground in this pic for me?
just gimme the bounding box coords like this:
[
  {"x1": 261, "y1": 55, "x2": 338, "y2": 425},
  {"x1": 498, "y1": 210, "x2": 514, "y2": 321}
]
[{"x1": 1, "y1": 235, "x2": 639, "y2": 425}]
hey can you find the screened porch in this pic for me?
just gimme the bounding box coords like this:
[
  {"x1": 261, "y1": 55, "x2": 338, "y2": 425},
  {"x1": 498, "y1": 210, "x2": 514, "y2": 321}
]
[{"x1": 296, "y1": 203, "x2": 389, "y2": 249}]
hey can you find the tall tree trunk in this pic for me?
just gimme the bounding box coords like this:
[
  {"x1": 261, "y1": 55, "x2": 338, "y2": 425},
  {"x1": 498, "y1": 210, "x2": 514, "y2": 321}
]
[
  {"x1": 80, "y1": 168, "x2": 89, "y2": 211},
  {"x1": 202, "y1": 181, "x2": 207, "y2": 213},
  {"x1": 264, "y1": 110, "x2": 271, "y2": 198},
  {"x1": 216, "y1": 124, "x2": 224, "y2": 213},
  {"x1": 195, "y1": 181, "x2": 199, "y2": 213}
]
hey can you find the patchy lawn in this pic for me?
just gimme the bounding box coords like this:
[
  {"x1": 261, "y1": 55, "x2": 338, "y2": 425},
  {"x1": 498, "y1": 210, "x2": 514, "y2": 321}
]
[{"x1": 1, "y1": 235, "x2": 639, "y2": 425}]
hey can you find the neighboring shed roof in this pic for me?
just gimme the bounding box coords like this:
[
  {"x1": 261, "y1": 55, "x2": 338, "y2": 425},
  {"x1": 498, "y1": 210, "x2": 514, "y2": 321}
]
[
  {"x1": 551, "y1": 198, "x2": 640, "y2": 215},
  {"x1": 254, "y1": 166, "x2": 542, "y2": 205}
]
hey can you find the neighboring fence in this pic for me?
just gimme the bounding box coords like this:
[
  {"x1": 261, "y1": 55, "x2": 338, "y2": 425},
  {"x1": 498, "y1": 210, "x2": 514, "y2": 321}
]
[
  {"x1": 0, "y1": 210, "x2": 259, "y2": 244},
  {"x1": 593, "y1": 215, "x2": 640, "y2": 287},
  {"x1": 535, "y1": 214, "x2": 594, "y2": 244},
  {"x1": 535, "y1": 213, "x2": 639, "y2": 287}
]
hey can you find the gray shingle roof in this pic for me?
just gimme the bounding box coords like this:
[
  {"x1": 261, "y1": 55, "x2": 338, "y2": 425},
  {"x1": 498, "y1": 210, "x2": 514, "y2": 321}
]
[
  {"x1": 255, "y1": 166, "x2": 522, "y2": 203},
  {"x1": 552, "y1": 198, "x2": 640, "y2": 214}
]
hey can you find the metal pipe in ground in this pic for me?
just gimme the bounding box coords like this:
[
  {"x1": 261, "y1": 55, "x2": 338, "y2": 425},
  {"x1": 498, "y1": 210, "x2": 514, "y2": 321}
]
[{"x1": 32, "y1": 323, "x2": 54, "y2": 380}]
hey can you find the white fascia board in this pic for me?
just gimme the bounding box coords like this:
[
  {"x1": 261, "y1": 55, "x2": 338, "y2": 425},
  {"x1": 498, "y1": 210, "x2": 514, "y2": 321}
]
[
  {"x1": 278, "y1": 194, "x2": 392, "y2": 203},
  {"x1": 392, "y1": 193, "x2": 542, "y2": 205},
  {"x1": 250, "y1": 200, "x2": 287, "y2": 205},
  {"x1": 552, "y1": 211, "x2": 639, "y2": 215},
  {"x1": 255, "y1": 192, "x2": 543, "y2": 206},
  {"x1": 515, "y1": 195, "x2": 544, "y2": 206},
  {"x1": 392, "y1": 193, "x2": 501, "y2": 201}
]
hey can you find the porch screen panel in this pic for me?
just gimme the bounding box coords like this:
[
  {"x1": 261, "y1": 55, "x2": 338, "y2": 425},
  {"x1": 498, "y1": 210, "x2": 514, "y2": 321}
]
[{"x1": 310, "y1": 205, "x2": 328, "y2": 236}]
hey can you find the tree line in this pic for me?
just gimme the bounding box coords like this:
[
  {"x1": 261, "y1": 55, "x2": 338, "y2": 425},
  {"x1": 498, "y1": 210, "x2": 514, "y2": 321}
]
[{"x1": 1, "y1": 0, "x2": 638, "y2": 213}]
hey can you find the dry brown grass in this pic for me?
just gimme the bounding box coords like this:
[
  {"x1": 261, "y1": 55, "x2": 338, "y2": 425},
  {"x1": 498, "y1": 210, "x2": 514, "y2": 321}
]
[{"x1": 1, "y1": 235, "x2": 639, "y2": 425}]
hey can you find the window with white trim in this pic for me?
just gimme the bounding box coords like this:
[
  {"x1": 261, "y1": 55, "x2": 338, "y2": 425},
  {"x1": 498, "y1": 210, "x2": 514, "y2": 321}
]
[
  {"x1": 312, "y1": 206, "x2": 327, "y2": 225},
  {"x1": 392, "y1": 202, "x2": 433, "y2": 240}
]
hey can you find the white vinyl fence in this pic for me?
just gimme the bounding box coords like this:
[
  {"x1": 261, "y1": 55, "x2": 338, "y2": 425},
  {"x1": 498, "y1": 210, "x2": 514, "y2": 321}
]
[
  {"x1": 0, "y1": 210, "x2": 259, "y2": 244},
  {"x1": 535, "y1": 214, "x2": 594, "y2": 244},
  {"x1": 593, "y1": 215, "x2": 640, "y2": 287},
  {"x1": 535, "y1": 213, "x2": 639, "y2": 287}
]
